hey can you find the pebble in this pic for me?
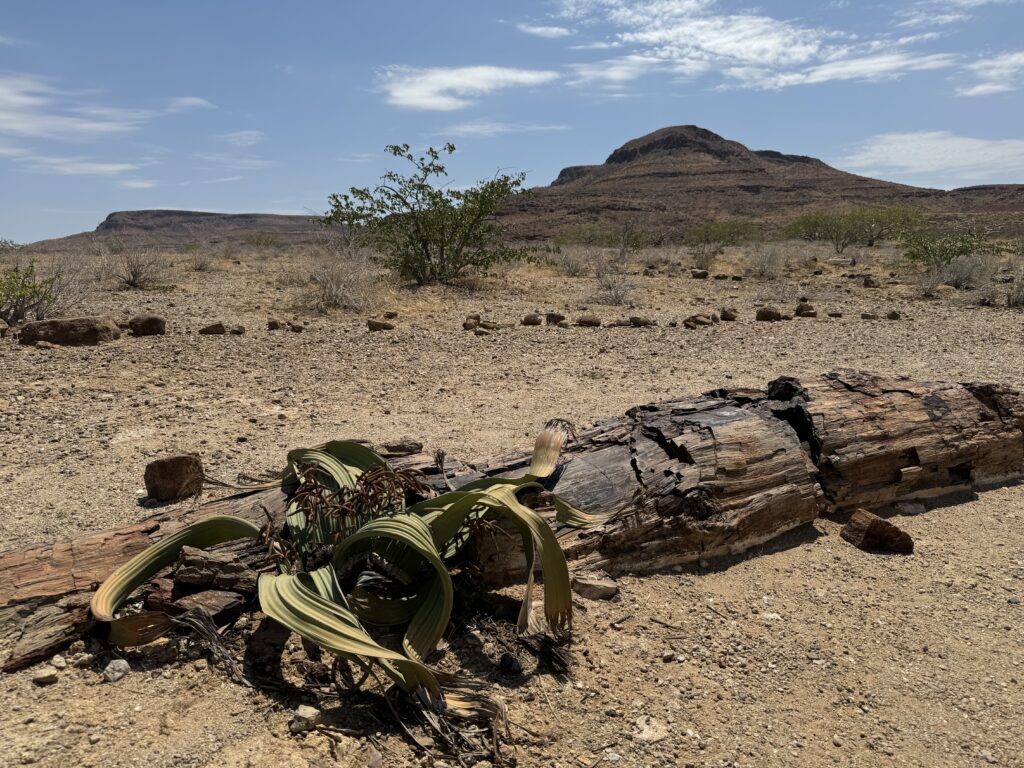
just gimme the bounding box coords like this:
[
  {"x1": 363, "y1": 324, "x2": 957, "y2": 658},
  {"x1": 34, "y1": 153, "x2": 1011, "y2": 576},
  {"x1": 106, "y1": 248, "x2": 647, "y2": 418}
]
[{"x1": 101, "y1": 659, "x2": 130, "y2": 683}]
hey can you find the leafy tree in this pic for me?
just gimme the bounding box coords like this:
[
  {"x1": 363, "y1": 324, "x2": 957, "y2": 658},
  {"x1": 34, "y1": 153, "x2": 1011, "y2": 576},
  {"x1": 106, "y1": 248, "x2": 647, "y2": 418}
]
[
  {"x1": 900, "y1": 224, "x2": 1009, "y2": 267},
  {"x1": 850, "y1": 205, "x2": 923, "y2": 246},
  {"x1": 784, "y1": 210, "x2": 859, "y2": 254},
  {"x1": 0, "y1": 261, "x2": 54, "y2": 325},
  {"x1": 0, "y1": 238, "x2": 21, "y2": 254},
  {"x1": 324, "y1": 144, "x2": 527, "y2": 285}
]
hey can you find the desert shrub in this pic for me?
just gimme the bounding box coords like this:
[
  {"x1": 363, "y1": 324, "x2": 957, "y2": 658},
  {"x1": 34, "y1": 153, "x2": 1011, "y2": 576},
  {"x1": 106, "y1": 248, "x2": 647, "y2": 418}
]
[
  {"x1": 747, "y1": 242, "x2": 787, "y2": 280},
  {"x1": 785, "y1": 211, "x2": 860, "y2": 254},
  {"x1": 938, "y1": 253, "x2": 998, "y2": 290},
  {"x1": 549, "y1": 247, "x2": 590, "y2": 277},
  {"x1": 685, "y1": 218, "x2": 755, "y2": 269},
  {"x1": 0, "y1": 257, "x2": 83, "y2": 324},
  {"x1": 900, "y1": 224, "x2": 1008, "y2": 268},
  {"x1": 189, "y1": 250, "x2": 215, "y2": 272},
  {"x1": 111, "y1": 249, "x2": 166, "y2": 290},
  {"x1": 591, "y1": 251, "x2": 634, "y2": 305},
  {"x1": 240, "y1": 232, "x2": 280, "y2": 248},
  {"x1": 324, "y1": 143, "x2": 528, "y2": 285},
  {"x1": 307, "y1": 255, "x2": 378, "y2": 313}
]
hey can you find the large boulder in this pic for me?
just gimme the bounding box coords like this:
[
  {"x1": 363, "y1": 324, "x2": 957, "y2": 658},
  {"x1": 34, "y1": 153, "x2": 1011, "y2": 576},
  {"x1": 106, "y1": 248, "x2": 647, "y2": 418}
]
[
  {"x1": 129, "y1": 314, "x2": 166, "y2": 336},
  {"x1": 143, "y1": 454, "x2": 204, "y2": 501},
  {"x1": 18, "y1": 316, "x2": 121, "y2": 346}
]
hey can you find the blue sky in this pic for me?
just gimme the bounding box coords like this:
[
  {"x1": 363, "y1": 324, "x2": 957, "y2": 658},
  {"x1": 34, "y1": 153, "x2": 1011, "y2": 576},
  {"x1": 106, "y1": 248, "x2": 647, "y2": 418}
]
[{"x1": 1, "y1": 0, "x2": 1022, "y2": 242}]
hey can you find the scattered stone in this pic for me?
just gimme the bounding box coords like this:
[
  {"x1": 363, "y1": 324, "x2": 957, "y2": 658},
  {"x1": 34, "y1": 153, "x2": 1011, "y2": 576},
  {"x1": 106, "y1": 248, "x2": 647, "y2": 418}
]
[
  {"x1": 176, "y1": 546, "x2": 258, "y2": 593},
  {"x1": 572, "y1": 573, "x2": 619, "y2": 600},
  {"x1": 144, "y1": 454, "x2": 204, "y2": 501},
  {"x1": 577, "y1": 314, "x2": 602, "y2": 327},
  {"x1": 174, "y1": 589, "x2": 246, "y2": 623},
  {"x1": 521, "y1": 313, "x2": 543, "y2": 326},
  {"x1": 129, "y1": 314, "x2": 166, "y2": 336},
  {"x1": 462, "y1": 317, "x2": 479, "y2": 330},
  {"x1": 629, "y1": 316, "x2": 655, "y2": 327},
  {"x1": 50, "y1": 654, "x2": 67, "y2": 670},
  {"x1": 795, "y1": 302, "x2": 817, "y2": 318},
  {"x1": 556, "y1": 319, "x2": 571, "y2": 328},
  {"x1": 478, "y1": 320, "x2": 500, "y2": 330},
  {"x1": 498, "y1": 652, "x2": 523, "y2": 675},
  {"x1": 473, "y1": 327, "x2": 491, "y2": 337},
  {"x1": 72, "y1": 653, "x2": 95, "y2": 669},
  {"x1": 861, "y1": 312, "x2": 878, "y2": 320},
  {"x1": 731, "y1": 275, "x2": 743, "y2": 281},
  {"x1": 755, "y1": 307, "x2": 783, "y2": 322},
  {"x1": 886, "y1": 310, "x2": 901, "y2": 320},
  {"x1": 267, "y1": 318, "x2": 284, "y2": 330},
  {"x1": 683, "y1": 314, "x2": 713, "y2": 329},
  {"x1": 18, "y1": 316, "x2": 121, "y2": 346},
  {"x1": 367, "y1": 319, "x2": 395, "y2": 332},
  {"x1": 863, "y1": 275, "x2": 881, "y2": 288},
  {"x1": 199, "y1": 321, "x2": 228, "y2": 335},
  {"x1": 827, "y1": 311, "x2": 843, "y2": 318},
  {"x1": 720, "y1": 307, "x2": 738, "y2": 321},
  {"x1": 713, "y1": 273, "x2": 730, "y2": 280},
  {"x1": 379, "y1": 437, "x2": 423, "y2": 456},
  {"x1": 841, "y1": 509, "x2": 914, "y2": 554},
  {"x1": 690, "y1": 269, "x2": 709, "y2": 279},
  {"x1": 102, "y1": 659, "x2": 130, "y2": 683},
  {"x1": 229, "y1": 324, "x2": 246, "y2": 335},
  {"x1": 289, "y1": 705, "x2": 322, "y2": 734},
  {"x1": 894, "y1": 501, "x2": 927, "y2": 516},
  {"x1": 545, "y1": 312, "x2": 566, "y2": 325},
  {"x1": 383, "y1": 310, "x2": 399, "y2": 319},
  {"x1": 634, "y1": 715, "x2": 670, "y2": 744},
  {"x1": 287, "y1": 321, "x2": 304, "y2": 333},
  {"x1": 32, "y1": 667, "x2": 58, "y2": 686},
  {"x1": 610, "y1": 318, "x2": 632, "y2": 327}
]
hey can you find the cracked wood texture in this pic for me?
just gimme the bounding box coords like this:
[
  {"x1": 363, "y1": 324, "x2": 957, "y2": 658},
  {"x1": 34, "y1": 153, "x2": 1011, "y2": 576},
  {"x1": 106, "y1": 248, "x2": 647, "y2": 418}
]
[{"x1": 3, "y1": 370, "x2": 1023, "y2": 671}]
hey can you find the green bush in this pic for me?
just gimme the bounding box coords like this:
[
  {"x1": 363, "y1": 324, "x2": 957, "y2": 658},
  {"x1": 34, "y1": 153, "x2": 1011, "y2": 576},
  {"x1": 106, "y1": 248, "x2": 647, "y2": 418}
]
[
  {"x1": 685, "y1": 219, "x2": 755, "y2": 268},
  {"x1": 324, "y1": 143, "x2": 528, "y2": 285},
  {"x1": 900, "y1": 225, "x2": 1008, "y2": 267},
  {"x1": 786, "y1": 206, "x2": 924, "y2": 253},
  {"x1": 1, "y1": 261, "x2": 54, "y2": 325}
]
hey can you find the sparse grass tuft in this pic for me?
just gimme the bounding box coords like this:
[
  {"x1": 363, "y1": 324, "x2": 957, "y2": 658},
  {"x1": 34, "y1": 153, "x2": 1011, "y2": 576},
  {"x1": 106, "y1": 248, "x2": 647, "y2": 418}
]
[
  {"x1": 111, "y1": 250, "x2": 167, "y2": 290},
  {"x1": 746, "y1": 243, "x2": 787, "y2": 280}
]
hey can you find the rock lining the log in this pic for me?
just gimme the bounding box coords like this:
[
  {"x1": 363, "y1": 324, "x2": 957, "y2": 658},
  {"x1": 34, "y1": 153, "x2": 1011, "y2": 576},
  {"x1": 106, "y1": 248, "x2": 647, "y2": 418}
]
[{"x1": 2, "y1": 369, "x2": 1023, "y2": 671}]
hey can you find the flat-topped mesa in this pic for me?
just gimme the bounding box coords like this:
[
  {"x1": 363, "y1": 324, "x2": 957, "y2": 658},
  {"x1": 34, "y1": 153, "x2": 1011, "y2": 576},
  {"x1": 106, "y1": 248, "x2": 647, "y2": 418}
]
[{"x1": 2, "y1": 370, "x2": 1023, "y2": 671}]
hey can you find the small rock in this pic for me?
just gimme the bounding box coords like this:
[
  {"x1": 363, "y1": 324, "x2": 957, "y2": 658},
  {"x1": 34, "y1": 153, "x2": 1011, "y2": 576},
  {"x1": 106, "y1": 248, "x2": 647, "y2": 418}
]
[
  {"x1": 861, "y1": 312, "x2": 878, "y2": 320},
  {"x1": 498, "y1": 652, "x2": 523, "y2": 675},
  {"x1": 72, "y1": 653, "x2": 95, "y2": 669},
  {"x1": 840, "y1": 509, "x2": 914, "y2": 554},
  {"x1": 198, "y1": 321, "x2": 227, "y2": 335},
  {"x1": 894, "y1": 501, "x2": 927, "y2": 516},
  {"x1": 545, "y1": 312, "x2": 566, "y2": 325},
  {"x1": 267, "y1": 318, "x2": 284, "y2": 331},
  {"x1": 690, "y1": 268, "x2": 709, "y2": 279},
  {"x1": 379, "y1": 437, "x2": 423, "y2": 456},
  {"x1": 521, "y1": 313, "x2": 543, "y2": 326},
  {"x1": 462, "y1": 317, "x2": 479, "y2": 331},
  {"x1": 289, "y1": 704, "x2": 322, "y2": 733},
  {"x1": 287, "y1": 321, "x2": 304, "y2": 333},
  {"x1": 682, "y1": 314, "x2": 713, "y2": 329},
  {"x1": 827, "y1": 311, "x2": 843, "y2": 318},
  {"x1": 556, "y1": 319, "x2": 571, "y2": 328},
  {"x1": 32, "y1": 668, "x2": 59, "y2": 686},
  {"x1": 367, "y1": 319, "x2": 395, "y2": 332},
  {"x1": 19, "y1": 316, "x2": 121, "y2": 346},
  {"x1": 473, "y1": 327, "x2": 491, "y2": 336},
  {"x1": 144, "y1": 454, "x2": 204, "y2": 501},
  {"x1": 886, "y1": 310, "x2": 901, "y2": 320},
  {"x1": 383, "y1": 310, "x2": 399, "y2": 319},
  {"x1": 50, "y1": 654, "x2": 67, "y2": 670},
  {"x1": 102, "y1": 659, "x2": 130, "y2": 683},
  {"x1": 634, "y1": 715, "x2": 669, "y2": 743},
  {"x1": 129, "y1": 314, "x2": 166, "y2": 336},
  {"x1": 478, "y1": 320, "x2": 500, "y2": 330},
  {"x1": 755, "y1": 307, "x2": 782, "y2": 322},
  {"x1": 720, "y1": 307, "x2": 738, "y2": 321},
  {"x1": 577, "y1": 314, "x2": 602, "y2": 327},
  {"x1": 228, "y1": 325, "x2": 245, "y2": 335},
  {"x1": 174, "y1": 590, "x2": 246, "y2": 623},
  {"x1": 629, "y1": 316, "x2": 655, "y2": 327},
  {"x1": 863, "y1": 275, "x2": 881, "y2": 288},
  {"x1": 572, "y1": 573, "x2": 619, "y2": 600},
  {"x1": 795, "y1": 302, "x2": 816, "y2": 318}
]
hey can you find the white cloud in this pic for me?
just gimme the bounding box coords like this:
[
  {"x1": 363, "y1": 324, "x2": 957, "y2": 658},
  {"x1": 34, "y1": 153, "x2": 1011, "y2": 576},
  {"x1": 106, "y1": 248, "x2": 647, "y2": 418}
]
[
  {"x1": 195, "y1": 152, "x2": 272, "y2": 170},
  {"x1": 20, "y1": 155, "x2": 139, "y2": 175},
  {"x1": 120, "y1": 179, "x2": 157, "y2": 189},
  {"x1": 198, "y1": 175, "x2": 243, "y2": 184},
  {"x1": 379, "y1": 65, "x2": 559, "y2": 110},
  {"x1": 728, "y1": 52, "x2": 958, "y2": 88},
  {"x1": 0, "y1": 74, "x2": 150, "y2": 139},
  {"x1": 167, "y1": 96, "x2": 215, "y2": 112},
  {"x1": 558, "y1": 0, "x2": 962, "y2": 91},
  {"x1": 840, "y1": 131, "x2": 1024, "y2": 183},
  {"x1": 338, "y1": 152, "x2": 377, "y2": 163},
  {"x1": 442, "y1": 120, "x2": 570, "y2": 137},
  {"x1": 517, "y1": 22, "x2": 572, "y2": 38},
  {"x1": 221, "y1": 129, "x2": 264, "y2": 146},
  {"x1": 0, "y1": 143, "x2": 27, "y2": 157},
  {"x1": 958, "y1": 51, "x2": 1024, "y2": 95}
]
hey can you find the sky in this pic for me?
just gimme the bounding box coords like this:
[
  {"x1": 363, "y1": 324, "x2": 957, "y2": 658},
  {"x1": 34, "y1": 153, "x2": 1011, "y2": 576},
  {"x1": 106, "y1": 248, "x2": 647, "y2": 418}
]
[{"x1": 1, "y1": 0, "x2": 1022, "y2": 242}]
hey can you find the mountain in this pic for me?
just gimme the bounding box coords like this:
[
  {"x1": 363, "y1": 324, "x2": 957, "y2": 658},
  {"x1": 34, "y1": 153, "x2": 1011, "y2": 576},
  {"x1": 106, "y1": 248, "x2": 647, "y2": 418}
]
[
  {"x1": 28, "y1": 210, "x2": 322, "y2": 252},
  {"x1": 499, "y1": 125, "x2": 1024, "y2": 238}
]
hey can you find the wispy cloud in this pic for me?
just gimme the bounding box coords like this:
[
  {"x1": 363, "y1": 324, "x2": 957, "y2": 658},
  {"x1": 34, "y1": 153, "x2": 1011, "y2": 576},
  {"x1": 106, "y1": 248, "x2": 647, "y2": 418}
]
[
  {"x1": 195, "y1": 151, "x2": 272, "y2": 170},
  {"x1": 19, "y1": 155, "x2": 139, "y2": 176},
  {"x1": 517, "y1": 22, "x2": 572, "y2": 38},
  {"x1": 221, "y1": 129, "x2": 264, "y2": 146},
  {"x1": 120, "y1": 179, "x2": 157, "y2": 189},
  {"x1": 958, "y1": 51, "x2": 1024, "y2": 95},
  {"x1": 338, "y1": 152, "x2": 377, "y2": 163},
  {"x1": 558, "y1": 0, "x2": 963, "y2": 91},
  {"x1": 840, "y1": 131, "x2": 1024, "y2": 184},
  {"x1": 167, "y1": 96, "x2": 216, "y2": 112},
  {"x1": 0, "y1": 142, "x2": 27, "y2": 157},
  {"x1": 442, "y1": 120, "x2": 570, "y2": 137},
  {"x1": 0, "y1": 74, "x2": 150, "y2": 139},
  {"x1": 198, "y1": 175, "x2": 243, "y2": 184},
  {"x1": 379, "y1": 65, "x2": 559, "y2": 110}
]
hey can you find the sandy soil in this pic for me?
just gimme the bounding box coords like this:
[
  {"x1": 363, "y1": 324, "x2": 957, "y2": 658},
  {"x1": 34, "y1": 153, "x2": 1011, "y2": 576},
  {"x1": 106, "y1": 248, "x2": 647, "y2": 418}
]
[{"x1": 1, "y1": 243, "x2": 1022, "y2": 767}]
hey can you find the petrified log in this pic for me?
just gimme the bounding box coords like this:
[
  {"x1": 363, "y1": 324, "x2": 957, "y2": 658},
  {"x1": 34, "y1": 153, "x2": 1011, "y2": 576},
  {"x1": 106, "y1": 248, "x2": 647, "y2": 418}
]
[
  {"x1": 2, "y1": 370, "x2": 1022, "y2": 671},
  {"x1": 840, "y1": 509, "x2": 914, "y2": 554}
]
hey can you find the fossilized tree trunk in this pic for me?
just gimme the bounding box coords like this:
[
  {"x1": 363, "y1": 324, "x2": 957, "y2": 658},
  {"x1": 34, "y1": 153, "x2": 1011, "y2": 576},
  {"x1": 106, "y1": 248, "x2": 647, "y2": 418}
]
[{"x1": 2, "y1": 370, "x2": 1022, "y2": 671}]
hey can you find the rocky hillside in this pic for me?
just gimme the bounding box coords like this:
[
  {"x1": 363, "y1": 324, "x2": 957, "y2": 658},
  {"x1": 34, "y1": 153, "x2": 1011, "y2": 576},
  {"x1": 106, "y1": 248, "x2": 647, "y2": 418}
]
[
  {"x1": 499, "y1": 125, "x2": 1024, "y2": 238},
  {"x1": 28, "y1": 210, "x2": 322, "y2": 252}
]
